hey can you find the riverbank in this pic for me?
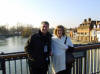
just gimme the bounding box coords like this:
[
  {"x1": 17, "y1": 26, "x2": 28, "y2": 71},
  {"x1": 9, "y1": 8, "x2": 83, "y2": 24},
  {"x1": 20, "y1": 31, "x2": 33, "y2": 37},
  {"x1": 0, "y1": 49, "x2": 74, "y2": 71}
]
[{"x1": 72, "y1": 39, "x2": 88, "y2": 44}]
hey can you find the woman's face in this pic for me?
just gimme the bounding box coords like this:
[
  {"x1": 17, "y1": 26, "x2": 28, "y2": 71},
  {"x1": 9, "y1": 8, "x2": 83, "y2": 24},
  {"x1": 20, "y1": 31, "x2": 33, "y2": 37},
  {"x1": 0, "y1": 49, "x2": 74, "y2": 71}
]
[{"x1": 56, "y1": 28, "x2": 63, "y2": 38}]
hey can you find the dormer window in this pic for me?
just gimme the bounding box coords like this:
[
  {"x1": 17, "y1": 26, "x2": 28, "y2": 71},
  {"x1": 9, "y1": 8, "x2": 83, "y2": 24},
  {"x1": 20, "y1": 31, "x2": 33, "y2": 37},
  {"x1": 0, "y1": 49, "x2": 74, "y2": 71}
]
[
  {"x1": 97, "y1": 25, "x2": 100, "y2": 28},
  {"x1": 93, "y1": 25, "x2": 96, "y2": 29}
]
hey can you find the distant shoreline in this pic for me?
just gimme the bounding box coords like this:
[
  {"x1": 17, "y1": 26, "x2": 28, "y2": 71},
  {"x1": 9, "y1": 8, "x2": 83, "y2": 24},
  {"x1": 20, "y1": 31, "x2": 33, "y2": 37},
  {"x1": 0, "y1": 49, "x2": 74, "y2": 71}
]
[{"x1": 0, "y1": 34, "x2": 21, "y2": 38}]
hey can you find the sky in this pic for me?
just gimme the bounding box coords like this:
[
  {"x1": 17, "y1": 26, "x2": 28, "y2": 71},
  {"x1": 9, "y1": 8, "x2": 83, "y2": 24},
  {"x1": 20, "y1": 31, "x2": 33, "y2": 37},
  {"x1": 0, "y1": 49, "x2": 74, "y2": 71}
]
[{"x1": 0, "y1": 0, "x2": 100, "y2": 28}]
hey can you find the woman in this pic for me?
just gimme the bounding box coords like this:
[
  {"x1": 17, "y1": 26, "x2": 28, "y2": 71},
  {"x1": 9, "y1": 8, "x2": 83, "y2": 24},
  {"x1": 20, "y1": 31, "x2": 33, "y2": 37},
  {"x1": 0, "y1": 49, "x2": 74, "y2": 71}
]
[{"x1": 52, "y1": 25, "x2": 73, "y2": 74}]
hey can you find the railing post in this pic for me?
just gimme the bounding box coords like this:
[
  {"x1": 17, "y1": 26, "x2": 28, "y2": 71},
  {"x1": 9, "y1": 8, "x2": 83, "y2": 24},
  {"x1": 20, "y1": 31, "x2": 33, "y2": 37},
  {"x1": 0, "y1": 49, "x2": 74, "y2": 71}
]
[
  {"x1": 2, "y1": 59, "x2": 6, "y2": 74},
  {"x1": 0, "y1": 52, "x2": 6, "y2": 74},
  {"x1": 84, "y1": 52, "x2": 87, "y2": 74}
]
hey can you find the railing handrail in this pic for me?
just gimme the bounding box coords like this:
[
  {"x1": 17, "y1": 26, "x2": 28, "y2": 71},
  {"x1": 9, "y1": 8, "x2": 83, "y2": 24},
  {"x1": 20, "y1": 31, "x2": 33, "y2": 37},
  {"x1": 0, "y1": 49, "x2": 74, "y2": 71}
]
[
  {"x1": 0, "y1": 43, "x2": 100, "y2": 59},
  {"x1": 74, "y1": 43, "x2": 100, "y2": 51},
  {"x1": 0, "y1": 53, "x2": 27, "y2": 59}
]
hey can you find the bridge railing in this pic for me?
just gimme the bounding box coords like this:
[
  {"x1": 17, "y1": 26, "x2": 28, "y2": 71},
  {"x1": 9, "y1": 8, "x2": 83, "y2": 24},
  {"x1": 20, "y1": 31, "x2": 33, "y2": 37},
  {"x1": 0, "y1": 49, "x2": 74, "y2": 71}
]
[{"x1": 0, "y1": 43, "x2": 100, "y2": 74}]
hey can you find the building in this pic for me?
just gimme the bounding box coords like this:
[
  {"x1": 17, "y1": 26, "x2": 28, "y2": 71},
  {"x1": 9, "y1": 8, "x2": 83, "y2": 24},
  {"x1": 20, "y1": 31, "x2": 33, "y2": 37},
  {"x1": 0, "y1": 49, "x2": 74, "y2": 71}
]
[{"x1": 76, "y1": 18, "x2": 100, "y2": 42}]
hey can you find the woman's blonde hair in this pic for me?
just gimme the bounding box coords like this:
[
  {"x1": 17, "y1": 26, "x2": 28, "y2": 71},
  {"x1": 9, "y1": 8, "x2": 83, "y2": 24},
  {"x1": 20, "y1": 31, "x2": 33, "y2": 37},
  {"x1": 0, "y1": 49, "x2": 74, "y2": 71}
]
[{"x1": 54, "y1": 25, "x2": 66, "y2": 36}]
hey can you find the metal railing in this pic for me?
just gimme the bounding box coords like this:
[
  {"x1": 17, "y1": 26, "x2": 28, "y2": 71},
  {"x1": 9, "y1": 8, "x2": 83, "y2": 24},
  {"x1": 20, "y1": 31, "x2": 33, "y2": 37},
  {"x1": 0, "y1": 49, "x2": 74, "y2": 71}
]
[
  {"x1": 0, "y1": 52, "x2": 28, "y2": 74},
  {"x1": 0, "y1": 43, "x2": 100, "y2": 74},
  {"x1": 72, "y1": 43, "x2": 100, "y2": 74}
]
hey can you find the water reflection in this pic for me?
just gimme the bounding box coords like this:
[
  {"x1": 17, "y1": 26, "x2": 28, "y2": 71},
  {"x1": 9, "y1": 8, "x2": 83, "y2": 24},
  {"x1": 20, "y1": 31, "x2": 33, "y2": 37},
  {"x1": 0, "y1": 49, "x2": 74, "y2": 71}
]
[{"x1": 0, "y1": 36, "x2": 28, "y2": 53}]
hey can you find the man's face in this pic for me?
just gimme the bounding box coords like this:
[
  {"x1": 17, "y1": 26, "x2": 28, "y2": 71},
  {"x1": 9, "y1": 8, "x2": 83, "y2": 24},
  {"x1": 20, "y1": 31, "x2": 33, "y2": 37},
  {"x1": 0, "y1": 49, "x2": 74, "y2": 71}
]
[{"x1": 40, "y1": 23, "x2": 49, "y2": 34}]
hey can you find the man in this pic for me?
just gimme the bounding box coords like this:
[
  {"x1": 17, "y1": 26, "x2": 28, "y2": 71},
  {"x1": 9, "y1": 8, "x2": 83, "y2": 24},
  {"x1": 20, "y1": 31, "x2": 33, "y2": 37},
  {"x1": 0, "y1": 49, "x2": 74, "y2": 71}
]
[{"x1": 25, "y1": 21, "x2": 52, "y2": 74}]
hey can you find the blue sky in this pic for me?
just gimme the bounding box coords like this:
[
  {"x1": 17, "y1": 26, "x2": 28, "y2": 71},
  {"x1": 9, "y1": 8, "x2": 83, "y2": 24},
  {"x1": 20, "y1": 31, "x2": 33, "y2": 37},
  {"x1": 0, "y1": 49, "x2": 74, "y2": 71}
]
[{"x1": 0, "y1": 0, "x2": 100, "y2": 28}]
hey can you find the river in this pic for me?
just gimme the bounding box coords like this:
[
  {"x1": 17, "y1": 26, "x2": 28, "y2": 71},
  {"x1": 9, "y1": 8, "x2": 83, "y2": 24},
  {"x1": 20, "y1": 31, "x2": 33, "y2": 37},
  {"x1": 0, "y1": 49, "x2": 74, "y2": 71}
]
[{"x1": 0, "y1": 36, "x2": 28, "y2": 53}]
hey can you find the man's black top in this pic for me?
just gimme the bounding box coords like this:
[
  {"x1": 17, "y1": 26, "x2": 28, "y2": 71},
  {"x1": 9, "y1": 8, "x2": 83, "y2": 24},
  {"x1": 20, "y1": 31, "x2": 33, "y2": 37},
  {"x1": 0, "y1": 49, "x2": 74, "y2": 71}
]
[{"x1": 25, "y1": 30, "x2": 52, "y2": 68}]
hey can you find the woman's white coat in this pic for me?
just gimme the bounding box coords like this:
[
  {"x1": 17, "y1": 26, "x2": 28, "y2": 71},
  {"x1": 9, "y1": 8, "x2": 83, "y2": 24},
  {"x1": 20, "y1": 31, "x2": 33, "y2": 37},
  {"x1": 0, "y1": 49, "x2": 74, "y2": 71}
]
[{"x1": 52, "y1": 35, "x2": 73, "y2": 73}]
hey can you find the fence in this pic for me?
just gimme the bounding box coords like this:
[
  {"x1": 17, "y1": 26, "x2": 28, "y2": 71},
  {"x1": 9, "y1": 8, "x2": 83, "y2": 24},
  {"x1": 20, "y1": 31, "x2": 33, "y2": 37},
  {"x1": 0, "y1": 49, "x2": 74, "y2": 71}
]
[{"x1": 0, "y1": 43, "x2": 100, "y2": 74}]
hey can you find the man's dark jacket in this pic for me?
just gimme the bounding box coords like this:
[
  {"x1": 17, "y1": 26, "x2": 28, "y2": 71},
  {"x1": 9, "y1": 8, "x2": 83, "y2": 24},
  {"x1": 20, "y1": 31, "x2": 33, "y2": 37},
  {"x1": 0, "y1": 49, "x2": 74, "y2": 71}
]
[{"x1": 25, "y1": 31, "x2": 52, "y2": 68}]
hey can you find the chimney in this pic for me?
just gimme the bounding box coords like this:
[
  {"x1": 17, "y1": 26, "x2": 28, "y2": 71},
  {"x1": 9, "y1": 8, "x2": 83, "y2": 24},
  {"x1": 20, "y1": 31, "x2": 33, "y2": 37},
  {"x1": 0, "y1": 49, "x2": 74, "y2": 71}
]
[{"x1": 88, "y1": 18, "x2": 91, "y2": 24}]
